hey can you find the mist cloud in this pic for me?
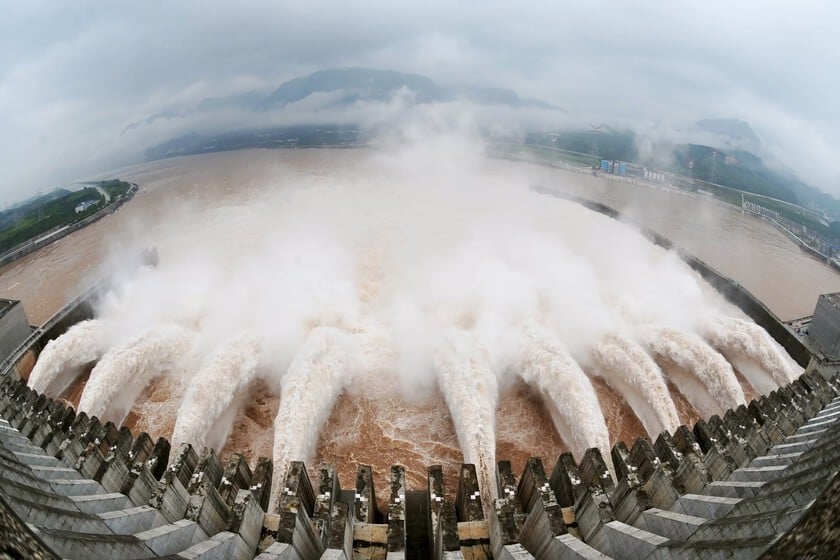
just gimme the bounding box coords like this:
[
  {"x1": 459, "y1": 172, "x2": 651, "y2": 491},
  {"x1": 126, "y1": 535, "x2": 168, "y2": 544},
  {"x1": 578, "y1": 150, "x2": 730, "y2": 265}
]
[{"x1": 2, "y1": 1, "x2": 839, "y2": 202}]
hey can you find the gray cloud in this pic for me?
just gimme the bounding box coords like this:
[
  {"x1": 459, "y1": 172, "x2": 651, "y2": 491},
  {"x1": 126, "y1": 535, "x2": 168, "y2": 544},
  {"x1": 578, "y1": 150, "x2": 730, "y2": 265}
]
[{"x1": 1, "y1": 1, "x2": 839, "y2": 203}]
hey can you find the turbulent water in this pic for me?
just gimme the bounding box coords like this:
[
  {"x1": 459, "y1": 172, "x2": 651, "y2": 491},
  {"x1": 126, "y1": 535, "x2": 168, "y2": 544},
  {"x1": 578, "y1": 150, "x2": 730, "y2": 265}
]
[
  {"x1": 7, "y1": 145, "x2": 824, "y2": 511},
  {"x1": 77, "y1": 325, "x2": 194, "y2": 426},
  {"x1": 434, "y1": 329, "x2": 500, "y2": 511},
  {"x1": 519, "y1": 325, "x2": 610, "y2": 464},
  {"x1": 705, "y1": 316, "x2": 797, "y2": 393},
  {"x1": 171, "y1": 334, "x2": 261, "y2": 451},
  {"x1": 270, "y1": 326, "x2": 358, "y2": 511},
  {"x1": 642, "y1": 327, "x2": 745, "y2": 417},
  {"x1": 28, "y1": 320, "x2": 108, "y2": 396},
  {"x1": 593, "y1": 333, "x2": 681, "y2": 438}
]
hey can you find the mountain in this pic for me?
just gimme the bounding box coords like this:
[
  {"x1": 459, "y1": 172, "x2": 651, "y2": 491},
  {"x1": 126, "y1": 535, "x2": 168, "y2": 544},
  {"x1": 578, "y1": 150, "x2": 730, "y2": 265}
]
[
  {"x1": 259, "y1": 68, "x2": 450, "y2": 108},
  {"x1": 123, "y1": 68, "x2": 558, "y2": 134},
  {"x1": 695, "y1": 118, "x2": 762, "y2": 151}
]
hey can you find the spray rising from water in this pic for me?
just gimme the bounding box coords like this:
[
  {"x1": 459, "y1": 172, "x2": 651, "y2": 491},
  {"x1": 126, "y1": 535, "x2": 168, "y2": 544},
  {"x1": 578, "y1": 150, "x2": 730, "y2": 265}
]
[
  {"x1": 434, "y1": 329, "x2": 499, "y2": 513},
  {"x1": 78, "y1": 325, "x2": 194, "y2": 425},
  {"x1": 520, "y1": 325, "x2": 611, "y2": 463},
  {"x1": 28, "y1": 320, "x2": 108, "y2": 397},
  {"x1": 269, "y1": 326, "x2": 357, "y2": 512},
  {"x1": 171, "y1": 334, "x2": 261, "y2": 451},
  {"x1": 24, "y1": 139, "x2": 805, "y2": 501},
  {"x1": 593, "y1": 333, "x2": 680, "y2": 437},
  {"x1": 642, "y1": 327, "x2": 745, "y2": 415},
  {"x1": 705, "y1": 316, "x2": 797, "y2": 388}
]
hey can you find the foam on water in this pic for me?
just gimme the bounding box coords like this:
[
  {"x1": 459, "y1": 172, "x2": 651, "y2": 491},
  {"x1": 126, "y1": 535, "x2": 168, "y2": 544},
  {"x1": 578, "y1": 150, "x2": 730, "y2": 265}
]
[
  {"x1": 520, "y1": 325, "x2": 610, "y2": 463},
  {"x1": 269, "y1": 326, "x2": 357, "y2": 512},
  {"x1": 705, "y1": 316, "x2": 798, "y2": 389},
  {"x1": 78, "y1": 325, "x2": 195, "y2": 425},
  {"x1": 434, "y1": 329, "x2": 499, "y2": 513},
  {"x1": 593, "y1": 332, "x2": 680, "y2": 437},
  {"x1": 171, "y1": 334, "x2": 261, "y2": 450},
  {"x1": 643, "y1": 327, "x2": 745, "y2": 415}
]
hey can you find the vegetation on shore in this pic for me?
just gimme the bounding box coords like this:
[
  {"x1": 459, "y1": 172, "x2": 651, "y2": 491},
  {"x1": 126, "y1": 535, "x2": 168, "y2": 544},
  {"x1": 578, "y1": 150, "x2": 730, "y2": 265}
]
[{"x1": 0, "y1": 180, "x2": 132, "y2": 255}]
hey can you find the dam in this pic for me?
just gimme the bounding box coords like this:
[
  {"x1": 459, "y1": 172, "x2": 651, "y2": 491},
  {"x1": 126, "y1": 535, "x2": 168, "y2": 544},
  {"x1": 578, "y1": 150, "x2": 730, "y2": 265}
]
[{"x1": 0, "y1": 191, "x2": 838, "y2": 558}]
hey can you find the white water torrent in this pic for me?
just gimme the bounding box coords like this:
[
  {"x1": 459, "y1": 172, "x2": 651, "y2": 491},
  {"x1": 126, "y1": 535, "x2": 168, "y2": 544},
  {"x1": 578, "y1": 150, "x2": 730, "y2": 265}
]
[
  {"x1": 593, "y1": 333, "x2": 680, "y2": 437},
  {"x1": 19, "y1": 144, "x2": 811, "y2": 513},
  {"x1": 706, "y1": 316, "x2": 797, "y2": 390},
  {"x1": 171, "y1": 334, "x2": 261, "y2": 451},
  {"x1": 434, "y1": 329, "x2": 499, "y2": 513},
  {"x1": 27, "y1": 320, "x2": 108, "y2": 397},
  {"x1": 642, "y1": 327, "x2": 745, "y2": 417},
  {"x1": 77, "y1": 325, "x2": 194, "y2": 425},
  {"x1": 520, "y1": 325, "x2": 611, "y2": 463},
  {"x1": 269, "y1": 326, "x2": 357, "y2": 512}
]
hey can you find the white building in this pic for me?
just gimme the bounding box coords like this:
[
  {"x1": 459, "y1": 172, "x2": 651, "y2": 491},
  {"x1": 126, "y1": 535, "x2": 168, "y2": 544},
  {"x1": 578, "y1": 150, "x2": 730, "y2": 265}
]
[{"x1": 74, "y1": 200, "x2": 98, "y2": 214}]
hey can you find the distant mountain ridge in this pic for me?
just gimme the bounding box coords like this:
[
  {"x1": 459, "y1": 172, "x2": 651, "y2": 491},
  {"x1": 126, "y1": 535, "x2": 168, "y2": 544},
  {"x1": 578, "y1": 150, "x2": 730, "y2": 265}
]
[
  {"x1": 123, "y1": 68, "x2": 557, "y2": 134},
  {"x1": 695, "y1": 118, "x2": 762, "y2": 151},
  {"x1": 259, "y1": 68, "x2": 449, "y2": 108}
]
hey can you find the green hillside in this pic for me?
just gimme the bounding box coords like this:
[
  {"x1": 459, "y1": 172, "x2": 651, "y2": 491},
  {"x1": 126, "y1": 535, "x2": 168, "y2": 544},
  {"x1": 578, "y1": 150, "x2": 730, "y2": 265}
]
[{"x1": 0, "y1": 180, "x2": 131, "y2": 254}]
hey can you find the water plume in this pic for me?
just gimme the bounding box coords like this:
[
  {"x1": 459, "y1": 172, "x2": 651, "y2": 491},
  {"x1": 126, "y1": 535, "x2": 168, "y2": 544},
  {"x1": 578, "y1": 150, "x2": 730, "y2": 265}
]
[
  {"x1": 171, "y1": 334, "x2": 261, "y2": 451},
  {"x1": 642, "y1": 327, "x2": 745, "y2": 416},
  {"x1": 520, "y1": 325, "x2": 610, "y2": 463},
  {"x1": 270, "y1": 326, "x2": 357, "y2": 512},
  {"x1": 593, "y1": 333, "x2": 680, "y2": 437},
  {"x1": 705, "y1": 316, "x2": 797, "y2": 389},
  {"x1": 434, "y1": 329, "x2": 499, "y2": 513},
  {"x1": 28, "y1": 320, "x2": 109, "y2": 397},
  {"x1": 77, "y1": 325, "x2": 194, "y2": 425},
  {"x1": 28, "y1": 319, "x2": 107, "y2": 397},
  {"x1": 23, "y1": 141, "x2": 808, "y2": 503}
]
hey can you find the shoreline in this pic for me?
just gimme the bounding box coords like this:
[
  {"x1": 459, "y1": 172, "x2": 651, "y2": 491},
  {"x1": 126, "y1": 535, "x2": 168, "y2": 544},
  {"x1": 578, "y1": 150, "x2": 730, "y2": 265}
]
[{"x1": 0, "y1": 183, "x2": 138, "y2": 269}]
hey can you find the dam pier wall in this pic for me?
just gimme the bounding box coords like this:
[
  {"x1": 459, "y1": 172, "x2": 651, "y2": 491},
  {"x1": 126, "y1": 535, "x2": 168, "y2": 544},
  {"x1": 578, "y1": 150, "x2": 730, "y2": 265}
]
[{"x1": 1, "y1": 366, "x2": 838, "y2": 559}]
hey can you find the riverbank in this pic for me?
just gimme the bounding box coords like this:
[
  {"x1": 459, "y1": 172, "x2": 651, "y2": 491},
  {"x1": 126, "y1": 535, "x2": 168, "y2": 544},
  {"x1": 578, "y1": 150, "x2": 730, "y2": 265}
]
[{"x1": 0, "y1": 183, "x2": 138, "y2": 268}]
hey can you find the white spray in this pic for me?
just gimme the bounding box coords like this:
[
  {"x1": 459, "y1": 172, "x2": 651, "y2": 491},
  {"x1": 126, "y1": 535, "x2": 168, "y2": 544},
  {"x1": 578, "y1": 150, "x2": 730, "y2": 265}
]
[
  {"x1": 520, "y1": 325, "x2": 611, "y2": 463},
  {"x1": 171, "y1": 334, "x2": 261, "y2": 451},
  {"x1": 27, "y1": 320, "x2": 109, "y2": 397},
  {"x1": 642, "y1": 327, "x2": 745, "y2": 416},
  {"x1": 77, "y1": 325, "x2": 194, "y2": 425},
  {"x1": 270, "y1": 326, "x2": 357, "y2": 512},
  {"x1": 434, "y1": 329, "x2": 499, "y2": 514},
  {"x1": 705, "y1": 316, "x2": 797, "y2": 390},
  {"x1": 593, "y1": 333, "x2": 680, "y2": 437}
]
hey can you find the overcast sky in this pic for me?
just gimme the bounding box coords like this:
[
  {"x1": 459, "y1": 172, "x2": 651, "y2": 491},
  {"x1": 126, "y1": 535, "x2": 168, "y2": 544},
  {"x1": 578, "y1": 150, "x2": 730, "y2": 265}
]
[{"x1": 1, "y1": 1, "x2": 838, "y2": 204}]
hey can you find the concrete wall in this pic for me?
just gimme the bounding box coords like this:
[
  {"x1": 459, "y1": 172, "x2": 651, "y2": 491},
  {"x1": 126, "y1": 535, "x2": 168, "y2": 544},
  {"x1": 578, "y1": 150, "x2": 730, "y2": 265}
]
[
  {"x1": 809, "y1": 295, "x2": 840, "y2": 360},
  {"x1": 0, "y1": 283, "x2": 99, "y2": 383},
  {"x1": 2, "y1": 364, "x2": 838, "y2": 559},
  {"x1": 0, "y1": 300, "x2": 33, "y2": 361}
]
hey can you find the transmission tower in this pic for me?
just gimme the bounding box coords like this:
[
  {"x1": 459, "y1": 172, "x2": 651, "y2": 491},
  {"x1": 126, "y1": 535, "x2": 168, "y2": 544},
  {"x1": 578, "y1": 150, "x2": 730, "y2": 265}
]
[
  {"x1": 710, "y1": 150, "x2": 718, "y2": 184},
  {"x1": 590, "y1": 124, "x2": 602, "y2": 169},
  {"x1": 549, "y1": 133, "x2": 559, "y2": 163}
]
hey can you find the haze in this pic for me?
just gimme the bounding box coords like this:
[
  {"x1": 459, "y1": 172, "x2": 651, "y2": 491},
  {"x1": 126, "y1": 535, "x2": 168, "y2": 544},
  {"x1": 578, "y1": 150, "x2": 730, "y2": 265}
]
[{"x1": 1, "y1": 1, "x2": 839, "y2": 203}]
